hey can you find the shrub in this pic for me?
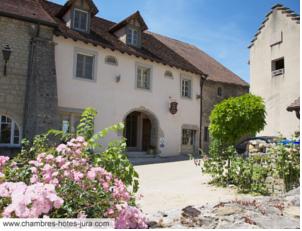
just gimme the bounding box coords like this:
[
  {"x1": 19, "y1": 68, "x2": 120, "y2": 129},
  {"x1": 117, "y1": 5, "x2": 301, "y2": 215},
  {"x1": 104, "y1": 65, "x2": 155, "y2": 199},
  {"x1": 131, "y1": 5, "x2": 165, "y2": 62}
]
[
  {"x1": 209, "y1": 93, "x2": 266, "y2": 147},
  {"x1": 0, "y1": 108, "x2": 145, "y2": 228},
  {"x1": 203, "y1": 142, "x2": 300, "y2": 195}
]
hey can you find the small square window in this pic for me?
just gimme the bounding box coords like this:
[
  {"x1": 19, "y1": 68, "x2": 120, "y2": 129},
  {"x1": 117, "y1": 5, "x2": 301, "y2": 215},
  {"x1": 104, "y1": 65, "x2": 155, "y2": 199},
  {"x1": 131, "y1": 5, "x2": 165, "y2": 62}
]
[
  {"x1": 272, "y1": 58, "x2": 284, "y2": 76},
  {"x1": 181, "y1": 79, "x2": 192, "y2": 98},
  {"x1": 137, "y1": 66, "x2": 151, "y2": 90},
  {"x1": 217, "y1": 87, "x2": 222, "y2": 97},
  {"x1": 75, "y1": 53, "x2": 95, "y2": 80},
  {"x1": 73, "y1": 9, "x2": 89, "y2": 32},
  {"x1": 182, "y1": 129, "x2": 196, "y2": 145}
]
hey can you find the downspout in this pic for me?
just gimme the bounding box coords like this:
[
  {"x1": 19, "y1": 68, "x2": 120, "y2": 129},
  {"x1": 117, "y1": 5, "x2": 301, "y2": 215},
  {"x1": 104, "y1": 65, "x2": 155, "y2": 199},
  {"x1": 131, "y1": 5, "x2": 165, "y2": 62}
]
[
  {"x1": 23, "y1": 23, "x2": 40, "y2": 139},
  {"x1": 199, "y1": 74, "x2": 208, "y2": 156}
]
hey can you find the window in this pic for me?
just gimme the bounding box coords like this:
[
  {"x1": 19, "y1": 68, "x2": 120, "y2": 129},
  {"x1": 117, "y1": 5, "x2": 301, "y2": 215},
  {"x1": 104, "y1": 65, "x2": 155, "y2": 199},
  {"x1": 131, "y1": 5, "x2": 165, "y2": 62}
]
[
  {"x1": 164, "y1": 70, "x2": 173, "y2": 79},
  {"x1": 272, "y1": 58, "x2": 284, "y2": 76},
  {"x1": 73, "y1": 9, "x2": 89, "y2": 32},
  {"x1": 182, "y1": 129, "x2": 196, "y2": 145},
  {"x1": 105, "y1": 55, "x2": 118, "y2": 66},
  {"x1": 60, "y1": 113, "x2": 81, "y2": 133},
  {"x1": 0, "y1": 115, "x2": 20, "y2": 146},
  {"x1": 181, "y1": 78, "x2": 192, "y2": 98},
  {"x1": 217, "y1": 87, "x2": 222, "y2": 97},
  {"x1": 204, "y1": 127, "x2": 209, "y2": 142},
  {"x1": 136, "y1": 65, "x2": 151, "y2": 90},
  {"x1": 127, "y1": 27, "x2": 139, "y2": 46},
  {"x1": 75, "y1": 53, "x2": 95, "y2": 80}
]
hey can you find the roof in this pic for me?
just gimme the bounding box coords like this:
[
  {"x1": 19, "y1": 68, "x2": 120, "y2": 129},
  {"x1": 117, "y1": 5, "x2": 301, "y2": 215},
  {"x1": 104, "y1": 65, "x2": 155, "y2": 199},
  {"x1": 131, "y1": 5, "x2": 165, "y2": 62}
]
[
  {"x1": 0, "y1": 0, "x2": 57, "y2": 27},
  {"x1": 1, "y1": 0, "x2": 248, "y2": 87},
  {"x1": 249, "y1": 4, "x2": 300, "y2": 49},
  {"x1": 149, "y1": 32, "x2": 248, "y2": 86},
  {"x1": 287, "y1": 97, "x2": 300, "y2": 112},
  {"x1": 57, "y1": 0, "x2": 99, "y2": 18},
  {"x1": 109, "y1": 11, "x2": 148, "y2": 32}
]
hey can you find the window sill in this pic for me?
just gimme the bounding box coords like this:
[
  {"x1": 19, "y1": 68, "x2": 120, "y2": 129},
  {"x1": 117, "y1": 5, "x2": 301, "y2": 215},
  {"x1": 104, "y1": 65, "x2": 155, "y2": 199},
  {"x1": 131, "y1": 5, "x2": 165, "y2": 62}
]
[
  {"x1": 73, "y1": 76, "x2": 96, "y2": 82},
  {"x1": 136, "y1": 87, "x2": 152, "y2": 92},
  {"x1": 181, "y1": 96, "x2": 193, "y2": 100}
]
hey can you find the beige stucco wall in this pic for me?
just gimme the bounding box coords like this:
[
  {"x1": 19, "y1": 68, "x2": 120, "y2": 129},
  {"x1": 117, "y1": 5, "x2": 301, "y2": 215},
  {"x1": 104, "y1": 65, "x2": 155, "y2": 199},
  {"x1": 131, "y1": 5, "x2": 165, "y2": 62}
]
[
  {"x1": 250, "y1": 9, "x2": 300, "y2": 137},
  {"x1": 54, "y1": 36, "x2": 201, "y2": 156}
]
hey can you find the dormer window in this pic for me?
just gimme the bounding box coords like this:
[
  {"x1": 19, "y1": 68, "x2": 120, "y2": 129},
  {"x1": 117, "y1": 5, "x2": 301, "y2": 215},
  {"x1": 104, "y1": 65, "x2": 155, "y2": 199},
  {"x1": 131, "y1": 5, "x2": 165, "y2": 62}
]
[
  {"x1": 73, "y1": 8, "x2": 89, "y2": 32},
  {"x1": 127, "y1": 27, "x2": 139, "y2": 46},
  {"x1": 109, "y1": 11, "x2": 148, "y2": 48},
  {"x1": 56, "y1": 0, "x2": 98, "y2": 32}
]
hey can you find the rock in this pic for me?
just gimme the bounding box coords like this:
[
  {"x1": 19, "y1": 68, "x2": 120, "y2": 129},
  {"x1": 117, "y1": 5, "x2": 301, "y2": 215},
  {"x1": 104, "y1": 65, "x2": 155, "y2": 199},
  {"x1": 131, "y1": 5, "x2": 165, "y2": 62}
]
[
  {"x1": 214, "y1": 206, "x2": 243, "y2": 216},
  {"x1": 147, "y1": 221, "x2": 159, "y2": 228},
  {"x1": 182, "y1": 206, "x2": 201, "y2": 217},
  {"x1": 285, "y1": 187, "x2": 300, "y2": 197},
  {"x1": 147, "y1": 187, "x2": 300, "y2": 229},
  {"x1": 284, "y1": 206, "x2": 300, "y2": 218},
  {"x1": 253, "y1": 215, "x2": 299, "y2": 229}
]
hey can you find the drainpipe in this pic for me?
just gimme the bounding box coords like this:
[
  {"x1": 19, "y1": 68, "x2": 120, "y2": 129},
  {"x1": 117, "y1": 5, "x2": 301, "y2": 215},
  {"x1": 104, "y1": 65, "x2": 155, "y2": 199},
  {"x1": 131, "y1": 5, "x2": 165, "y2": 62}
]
[{"x1": 199, "y1": 74, "x2": 208, "y2": 156}]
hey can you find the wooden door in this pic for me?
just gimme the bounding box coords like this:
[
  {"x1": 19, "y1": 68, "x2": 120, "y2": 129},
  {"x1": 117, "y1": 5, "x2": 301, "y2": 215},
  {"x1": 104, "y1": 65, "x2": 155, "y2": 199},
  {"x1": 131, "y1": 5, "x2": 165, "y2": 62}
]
[
  {"x1": 125, "y1": 113, "x2": 138, "y2": 148},
  {"x1": 142, "y1": 118, "x2": 151, "y2": 151}
]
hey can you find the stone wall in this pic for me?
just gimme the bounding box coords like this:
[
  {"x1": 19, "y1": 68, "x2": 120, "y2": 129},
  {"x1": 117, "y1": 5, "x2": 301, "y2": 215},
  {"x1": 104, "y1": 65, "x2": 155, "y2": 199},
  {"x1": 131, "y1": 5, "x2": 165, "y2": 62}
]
[
  {"x1": 23, "y1": 27, "x2": 60, "y2": 140},
  {"x1": 201, "y1": 80, "x2": 249, "y2": 152},
  {"x1": 0, "y1": 16, "x2": 60, "y2": 155}
]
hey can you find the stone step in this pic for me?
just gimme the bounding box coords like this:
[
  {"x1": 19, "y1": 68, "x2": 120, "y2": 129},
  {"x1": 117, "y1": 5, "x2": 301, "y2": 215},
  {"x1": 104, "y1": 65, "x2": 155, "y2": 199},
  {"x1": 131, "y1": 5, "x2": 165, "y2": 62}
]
[{"x1": 126, "y1": 151, "x2": 154, "y2": 158}]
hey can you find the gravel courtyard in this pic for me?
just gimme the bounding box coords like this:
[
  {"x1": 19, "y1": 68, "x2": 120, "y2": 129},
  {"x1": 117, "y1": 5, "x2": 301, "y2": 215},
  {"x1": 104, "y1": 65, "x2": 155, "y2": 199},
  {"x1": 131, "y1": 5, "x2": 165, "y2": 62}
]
[{"x1": 135, "y1": 160, "x2": 240, "y2": 214}]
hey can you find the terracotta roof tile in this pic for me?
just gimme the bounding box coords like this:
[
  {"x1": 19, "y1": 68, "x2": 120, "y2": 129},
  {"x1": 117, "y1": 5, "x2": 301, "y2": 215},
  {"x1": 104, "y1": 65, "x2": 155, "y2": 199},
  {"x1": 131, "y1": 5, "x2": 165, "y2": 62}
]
[
  {"x1": 109, "y1": 11, "x2": 148, "y2": 32},
  {"x1": 148, "y1": 32, "x2": 248, "y2": 86},
  {"x1": 1, "y1": 0, "x2": 248, "y2": 87},
  {"x1": 0, "y1": 0, "x2": 57, "y2": 26}
]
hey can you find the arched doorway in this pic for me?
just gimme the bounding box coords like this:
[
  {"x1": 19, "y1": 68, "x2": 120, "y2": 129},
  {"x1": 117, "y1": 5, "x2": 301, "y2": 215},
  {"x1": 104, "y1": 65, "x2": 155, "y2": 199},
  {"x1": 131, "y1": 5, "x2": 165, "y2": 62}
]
[{"x1": 124, "y1": 110, "x2": 158, "y2": 152}]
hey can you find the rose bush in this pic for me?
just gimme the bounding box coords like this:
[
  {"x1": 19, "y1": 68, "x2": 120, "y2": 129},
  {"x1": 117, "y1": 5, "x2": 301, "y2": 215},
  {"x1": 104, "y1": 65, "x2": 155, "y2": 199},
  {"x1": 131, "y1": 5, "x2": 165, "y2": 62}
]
[{"x1": 0, "y1": 108, "x2": 147, "y2": 228}]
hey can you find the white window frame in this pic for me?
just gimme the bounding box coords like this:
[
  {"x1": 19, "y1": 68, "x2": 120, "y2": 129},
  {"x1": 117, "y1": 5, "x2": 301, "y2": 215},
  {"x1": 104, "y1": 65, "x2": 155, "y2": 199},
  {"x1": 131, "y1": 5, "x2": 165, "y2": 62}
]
[
  {"x1": 271, "y1": 57, "x2": 285, "y2": 77},
  {"x1": 182, "y1": 129, "x2": 196, "y2": 146},
  {"x1": 135, "y1": 63, "x2": 152, "y2": 91},
  {"x1": 73, "y1": 8, "x2": 89, "y2": 32},
  {"x1": 127, "y1": 27, "x2": 139, "y2": 46},
  {"x1": 73, "y1": 48, "x2": 97, "y2": 81},
  {"x1": 0, "y1": 115, "x2": 21, "y2": 147},
  {"x1": 181, "y1": 75, "x2": 192, "y2": 99}
]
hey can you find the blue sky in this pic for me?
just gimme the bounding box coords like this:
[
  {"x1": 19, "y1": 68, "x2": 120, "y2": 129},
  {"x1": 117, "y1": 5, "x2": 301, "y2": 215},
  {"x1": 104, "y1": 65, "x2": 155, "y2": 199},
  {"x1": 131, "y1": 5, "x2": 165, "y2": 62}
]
[{"x1": 51, "y1": 0, "x2": 300, "y2": 82}]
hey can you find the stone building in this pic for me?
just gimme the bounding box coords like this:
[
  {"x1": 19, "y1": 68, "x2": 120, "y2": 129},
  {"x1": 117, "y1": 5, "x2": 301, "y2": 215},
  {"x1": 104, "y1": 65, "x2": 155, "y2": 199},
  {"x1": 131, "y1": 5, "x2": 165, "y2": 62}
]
[
  {"x1": 0, "y1": 0, "x2": 248, "y2": 156},
  {"x1": 0, "y1": 0, "x2": 60, "y2": 155},
  {"x1": 249, "y1": 4, "x2": 300, "y2": 137}
]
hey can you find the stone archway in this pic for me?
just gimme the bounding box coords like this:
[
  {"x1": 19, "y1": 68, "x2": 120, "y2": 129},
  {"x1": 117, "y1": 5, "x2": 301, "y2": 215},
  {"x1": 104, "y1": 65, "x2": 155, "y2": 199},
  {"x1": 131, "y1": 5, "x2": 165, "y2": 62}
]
[{"x1": 123, "y1": 108, "x2": 159, "y2": 152}]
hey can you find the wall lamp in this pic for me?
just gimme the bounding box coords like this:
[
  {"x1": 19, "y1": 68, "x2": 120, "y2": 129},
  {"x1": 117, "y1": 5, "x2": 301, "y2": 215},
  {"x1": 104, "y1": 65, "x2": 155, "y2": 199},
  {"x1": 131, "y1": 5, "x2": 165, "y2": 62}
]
[{"x1": 2, "y1": 44, "x2": 12, "y2": 76}]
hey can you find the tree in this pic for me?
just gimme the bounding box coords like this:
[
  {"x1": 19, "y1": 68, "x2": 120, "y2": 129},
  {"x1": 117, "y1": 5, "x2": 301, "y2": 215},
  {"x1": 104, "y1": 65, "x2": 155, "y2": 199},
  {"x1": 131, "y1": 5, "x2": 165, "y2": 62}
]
[{"x1": 209, "y1": 93, "x2": 266, "y2": 147}]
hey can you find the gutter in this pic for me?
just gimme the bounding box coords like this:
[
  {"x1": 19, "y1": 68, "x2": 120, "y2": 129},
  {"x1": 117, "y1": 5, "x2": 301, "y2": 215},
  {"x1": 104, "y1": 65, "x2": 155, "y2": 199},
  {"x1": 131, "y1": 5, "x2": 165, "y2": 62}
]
[{"x1": 199, "y1": 74, "x2": 208, "y2": 155}]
